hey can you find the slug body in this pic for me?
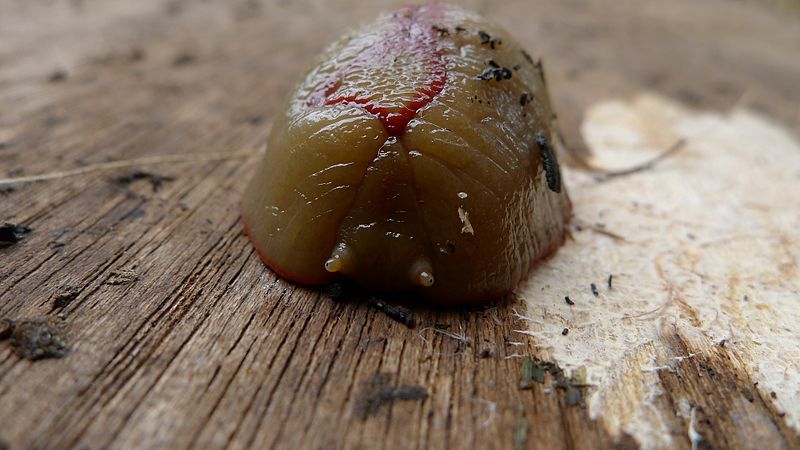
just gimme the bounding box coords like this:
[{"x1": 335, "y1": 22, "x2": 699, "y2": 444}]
[{"x1": 242, "y1": 4, "x2": 571, "y2": 303}]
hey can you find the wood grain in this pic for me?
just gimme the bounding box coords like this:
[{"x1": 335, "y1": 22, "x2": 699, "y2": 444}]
[{"x1": 0, "y1": 0, "x2": 798, "y2": 449}]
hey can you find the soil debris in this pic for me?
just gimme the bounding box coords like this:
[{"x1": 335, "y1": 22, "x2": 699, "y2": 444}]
[
  {"x1": 1, "y1": 318, "x2": 68, "y2": 360},
  {"x1": 355, "y1": 373, "x2": 427, "y2": 419},
  {"x1": 129, "y1": 47, "x2": 145, "y2": 62},
  {"x1": 535, "y1": 132, "x2": 561, "y2": 193},
  {"x1": 242, "y1": 115, "x2": 264, "y2": 126},
  {"x1": 172, "y1": 53, "x2": 196, "y2": 66},
  {"x1": 478, "y1": 346, "x2": 495, "y2": 359},
  {"x1": 114, "y1": 170, "x2": 174, "y2": 192},
  {"x1": 0, "y1": 318, "x2": 14, "y2": 340},
  {"x1": 519, "y1": 356, "x2": 544, "y2": 389},
  {"x1": 326, "y1": 282, "x2": 347, "y2": 301},
  {"x1": 477, "y1": 65, "x2": 513, "y2": 82},
  {"x1": 47, "y1": 70, "x2": 67, "y2": 82},
  {"x1": 52, "y1": 285, "x2": 81, "y2": 309},
  {"x1": 477, "y1": 30, "x2": 502, "y2": 49},
  {"x1": 366, "y1": 297, "x2": 415, "y2": 328},
  {"x1": 106, "y1": 268, "x2": 139, "y2": 285},
  {"x1": 0, "y1": 223, "x2": 32, "y2": 246},
  {"x1": 518, "y1": 357, "x2": 585, "y2": 406}
]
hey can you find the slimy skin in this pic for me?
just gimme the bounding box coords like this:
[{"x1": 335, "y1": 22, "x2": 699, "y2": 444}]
[{"x1": 242, "y1": 4, "x2": 571, "y2": 303}]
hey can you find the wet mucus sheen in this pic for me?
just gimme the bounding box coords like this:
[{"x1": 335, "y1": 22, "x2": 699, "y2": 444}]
[{"x1": 242, "y1": 4, "x2": 571, "y2": 303}]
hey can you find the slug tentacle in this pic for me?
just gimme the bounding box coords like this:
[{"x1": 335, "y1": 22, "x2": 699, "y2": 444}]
[
  {"x1": 324, "y1": 243, "x2": 356, "y2": 274},
  {"x1": 410, "y1": 257, "x2": 435, "y2": 287}
]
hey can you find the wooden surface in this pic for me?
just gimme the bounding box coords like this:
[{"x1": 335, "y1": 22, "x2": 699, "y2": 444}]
[{"x1": 0, "y1": 0, "x2": 798, "y2": 449}]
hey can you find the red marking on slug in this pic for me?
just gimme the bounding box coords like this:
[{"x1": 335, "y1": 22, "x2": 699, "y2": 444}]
[{"x1": 314, "y1": 5, "x2": 447, "y2": 135}]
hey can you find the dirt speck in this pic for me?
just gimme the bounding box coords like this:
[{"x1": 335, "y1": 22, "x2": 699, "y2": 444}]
[
  {"x1": 0, "y1": 223, "x2": 32, "y2": 246},
  {"x1": 52, "y1": 285, "x2": 81, "y2": 309},
  {"x1": 242, "y1": 115, "x2": 264, "y2": 126},
  {"x1": 106, "y1": 268, "x2": 139, "y2": 285},
  {"x1": 0, "y1": 318, "x2": 14, "y2": 340},
  {"x1": 478, "y1": 347, "x2": 495, "y2": 359},
  {"x1": 172, "y1": 53, "x2": 196, "y2": 66},
  {"x1": 114, "y1": 170, "x2": 174, "y2": 192},
  {"x1": 3, "y1": 318, "x2": 68, "y2": 360},
  {"x1": 47, "y1": 70, "x2": 67, "y2": 82},
  {"x1": 129, "y1": 47, "x2": 145, "y2": 62},
  {"x1": 355, "y1": 373, "x2": 427, "y2": 419},
  {"x1": 326, "y1": 282, "x2": 347, "y2": 301},
  {"x1": 366, "y1": 297, "x2": 415, "y2": 328}
]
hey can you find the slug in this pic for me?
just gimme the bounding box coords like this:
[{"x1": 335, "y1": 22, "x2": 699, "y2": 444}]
[{"x1": 242, "y1": 3, "x2": 571, "y2": 303}]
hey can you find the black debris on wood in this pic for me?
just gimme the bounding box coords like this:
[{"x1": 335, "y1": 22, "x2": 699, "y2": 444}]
[
  {"x1": 114, "y1": 170, "x2": 175, "y2": 192},
  {"x1": 0, "y1": 318, "x2": 14, "y2": 340},
  {"x1": 355, "y1": 373, "x2": 427, "y2": 419},
  {"x1": 129, "y1": 47, "x2": 145, "y2": 61},
  {"x1": 172, "y1": 53, "x2": 196, "y2": 66},
  {"x1": 0, "y1": 223, "x2": 32, "y2": 246},
  {"x1": 326, "y1": 282, "x2": 347, "y2": 301},
  {"x1": 47, "y1": 70, "x2": 67, "y2": 82},
  {"x1": 519, "y1": 357, "x2": 544, "y2": 389},
  {"x1": 366, "y1": 297, "x2": 415, "y2": 328},
  {"x1": 518, "y1": 358, "x2": 585, "y2": 407},
  {"x1": 5, "y1": 319, "x2": 68, "y2": 360},
  {"x1": 52, "y1": 286, "x2": 81, "y2": 309}
]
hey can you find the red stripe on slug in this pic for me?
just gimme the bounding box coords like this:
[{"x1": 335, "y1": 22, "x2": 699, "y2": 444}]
[{"x1": 315, "y1": 5, "x2": 448, "y2": 136}]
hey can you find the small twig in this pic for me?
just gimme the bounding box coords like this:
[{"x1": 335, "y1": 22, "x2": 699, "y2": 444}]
[
  {"x1": 0, "y1": 149, "x2": 261, "y2": 186},
  {"x1": 366, "y1": 297, "x2": 415, "y2": 328},
  {"x1": 573, "y1": 219, "x2": 627, "y2": 241},
  {"x1": 593, "y1": 138, "x2": 687, "y2": 182}
]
